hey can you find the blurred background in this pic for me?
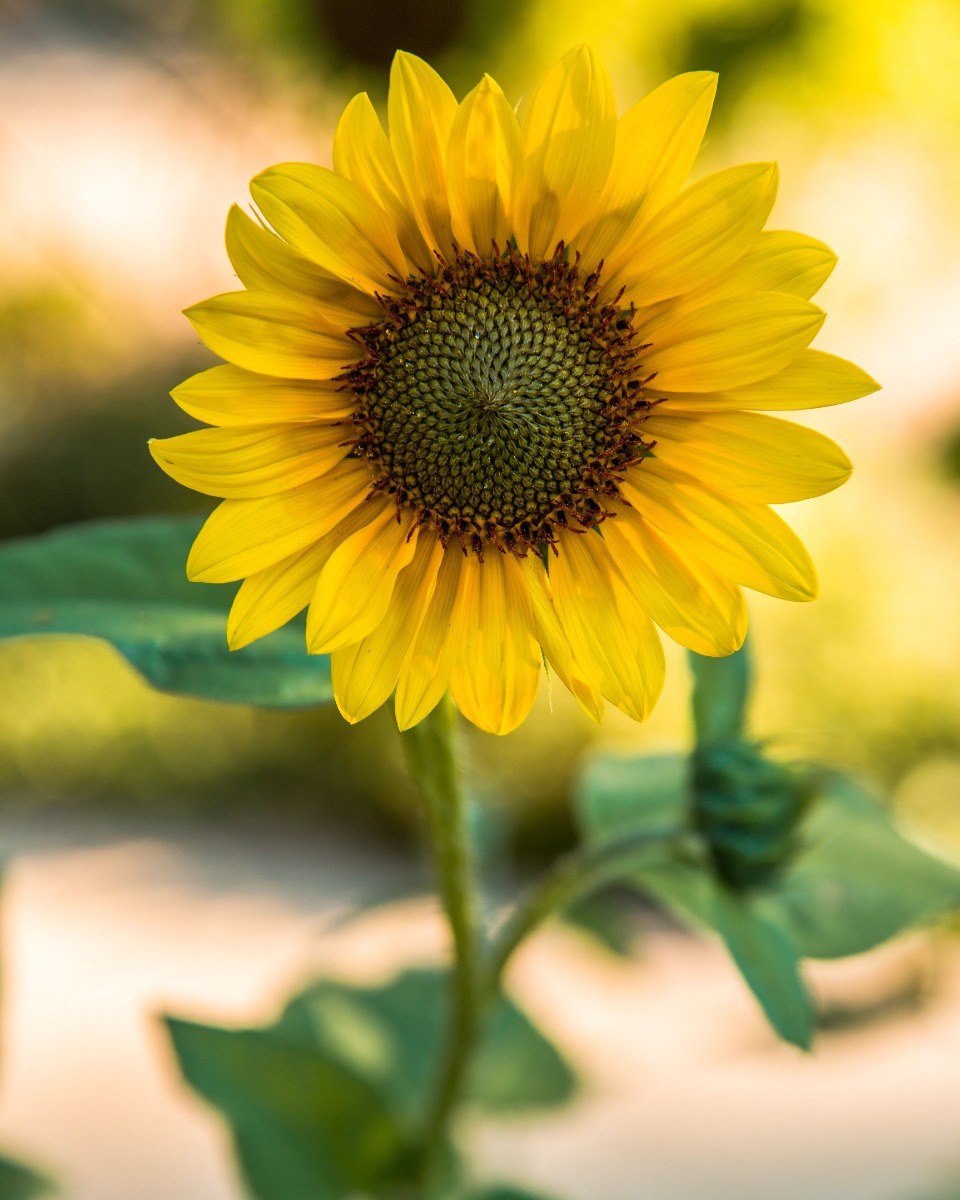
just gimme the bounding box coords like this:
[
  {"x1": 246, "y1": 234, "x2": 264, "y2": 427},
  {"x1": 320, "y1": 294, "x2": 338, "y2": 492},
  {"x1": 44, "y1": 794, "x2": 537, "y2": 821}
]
[{"x1": 1, "y1": 1, "x2": 960, "y2": 1197}]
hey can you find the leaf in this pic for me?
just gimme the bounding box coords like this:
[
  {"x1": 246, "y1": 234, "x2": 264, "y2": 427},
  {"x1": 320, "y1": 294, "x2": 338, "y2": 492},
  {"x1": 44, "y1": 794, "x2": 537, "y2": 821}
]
[
  {"x1": 276, "y1": 969, "x2": 576, "y2": 1122},
  {"x1": 576, "y1": 752, "x2": 688, "y2": 846},
  {"x1": 708, "y1": 886, "x2": 814, "y2": 1048},
  {"x1": 577, "y1": 750, "x2": 814, "y2": 1045},
  {"x1": 764, "y1": 775, "x2": 960, "y2": 959},
  {"x1": 165, "y1": 1017, "x2": 411, "y2": 1200},
  {"x1": 561, "y1": 890, "x2": 637, "y2": 957},
  {"x1": 0, "y1": 517, "x2": 333, "y2": 708},
  {"x1": 0, "y1": 1154, "x2": 55, "y2": 1199},
  {"x1": 688, "y1": 640, "x2": 751, "y2": 747},
  {"x1": 576, "y1": 748, "x2": 960, "y2": 1045},
  {"x1": 577, "y1": 750, "x2": 960, "y2": 958},
  {"x1": 473, "y1": 992, "x2": 576, "y2": 1112},
  {"x1": 625, "y1": 851, "x2": 814, "y2": 1048}
]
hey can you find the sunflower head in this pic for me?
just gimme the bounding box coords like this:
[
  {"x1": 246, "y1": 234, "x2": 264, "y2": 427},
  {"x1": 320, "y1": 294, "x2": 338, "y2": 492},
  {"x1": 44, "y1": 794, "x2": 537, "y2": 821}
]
[{"x1": 151, "y1": 46, "x2": 878, "y2": 735}]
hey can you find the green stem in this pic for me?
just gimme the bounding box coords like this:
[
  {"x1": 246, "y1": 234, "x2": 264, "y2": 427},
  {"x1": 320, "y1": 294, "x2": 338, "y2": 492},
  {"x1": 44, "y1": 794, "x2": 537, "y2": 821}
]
[
  {"x1": 486, "y1": 829, "x2": 685, "y2": 993},
  {"x1": 404, "y1": 693, "x2": 482, "y2": 1187}
]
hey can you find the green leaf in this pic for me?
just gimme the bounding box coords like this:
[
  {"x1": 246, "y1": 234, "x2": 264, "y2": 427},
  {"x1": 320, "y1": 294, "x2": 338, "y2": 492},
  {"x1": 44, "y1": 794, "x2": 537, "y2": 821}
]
[
  {"x1": 688, "y1": 640, "x2": 751, "y2": 747},
  {"x1": 624, "y1": 851, "x2": 814, "y2": 1048},
  {"x1": 578, "y1": 748, "x2": 960, "y2": 960},
  {"x1": 473, "y1": 992, "x2": 576, "y2": 1112},
  {"x1": 576, "y1": 752, "x2": 688, "y2": 845},
  {"x1": 0, "y1": 1153, "x2": 55, "y2": 1199},
  {"x1": 764, "y1": 775, "x2": 960, "y2": 959},
  {"x1": 577, "y1": 750, "x2": 814, "y2": 1046},
  {"x1": 561, "y1": 890, "x2": 637, "y2": 957},
  {"x1": 0, "y1": 517, "x2": 333, "y2": 708},
  {"x1": 275, "y1": 968, "x2": 576, "y2": 1123},
  {"x1": 576, "y1": 747, "x2": 960, "y2": 1045},
  {"x1": 708, "y1": 886, "x2": 814, "y2": 1048},
  {"x1": 165, "y1": 1017, "x2": 411, "y2": 1200}
]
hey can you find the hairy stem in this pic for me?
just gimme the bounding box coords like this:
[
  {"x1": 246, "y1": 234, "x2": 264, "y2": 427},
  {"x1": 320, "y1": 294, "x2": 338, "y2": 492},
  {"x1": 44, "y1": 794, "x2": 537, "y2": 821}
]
[{"x1": 404, "y1": 694, "x2": 482, "y2": 1188}]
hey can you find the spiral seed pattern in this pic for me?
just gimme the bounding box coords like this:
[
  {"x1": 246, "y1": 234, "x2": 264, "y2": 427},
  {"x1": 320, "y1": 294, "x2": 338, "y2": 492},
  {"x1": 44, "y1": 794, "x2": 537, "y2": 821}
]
[{"x1": 343, "y1": 245, "x2": 653, "y2": 555}]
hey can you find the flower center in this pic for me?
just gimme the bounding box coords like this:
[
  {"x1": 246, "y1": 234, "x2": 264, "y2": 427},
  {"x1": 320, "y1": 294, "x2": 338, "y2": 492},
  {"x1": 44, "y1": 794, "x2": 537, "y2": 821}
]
[{"x1": 344, "y1": 246, "x2": 653, "y2": 555}]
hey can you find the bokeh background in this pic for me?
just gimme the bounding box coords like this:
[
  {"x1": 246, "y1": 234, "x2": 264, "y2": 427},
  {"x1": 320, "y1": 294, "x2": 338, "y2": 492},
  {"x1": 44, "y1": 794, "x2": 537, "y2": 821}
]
[{"x1": 1, "y1": 1, "x2": 959, "y2": 1198}]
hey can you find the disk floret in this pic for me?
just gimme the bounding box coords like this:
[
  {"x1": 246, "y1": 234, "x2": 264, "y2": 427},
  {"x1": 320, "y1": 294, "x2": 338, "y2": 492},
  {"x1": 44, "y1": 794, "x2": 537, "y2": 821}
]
[{"x1": 342, "y1": 244, "x2": 654, "y2": 556}]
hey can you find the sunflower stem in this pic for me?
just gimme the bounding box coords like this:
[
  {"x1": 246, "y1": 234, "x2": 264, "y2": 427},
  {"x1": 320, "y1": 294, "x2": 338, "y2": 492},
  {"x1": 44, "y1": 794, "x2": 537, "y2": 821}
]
[{"x1": 404, "y1": 693, "x2": 483, "y2": 1188}]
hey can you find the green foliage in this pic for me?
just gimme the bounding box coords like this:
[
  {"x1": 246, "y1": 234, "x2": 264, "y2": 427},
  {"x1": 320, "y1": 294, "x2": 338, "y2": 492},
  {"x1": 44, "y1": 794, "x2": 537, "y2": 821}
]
[
  {"x1": 576, "y1": 751, "x2": 960, "y2": 1048},
  {"x1": 692, "y1": 741, "x2": 811, "y2": 888},
  {"x1": 274, "y1": 968, "x2": 576, "y2": 1123},
  {"x1": 561, "y1": 889, "x2": 637, "y2": 957},
  {"x1": 707, "y1": 883, "x2": 814, "y2": 1047},
  {"x1": 0, "y1": 516, "x2": 333, "y2": 708},
  {"x1": 766, "y1": 774, "x2": 960, "y2": 959},
  {"x1": 0, "y1": 1154, "x2": 55, "y2": 1200},
  {"x1": 688, "y1": 643, "x2": 751, "y2": 748},
  {"x1": 166, "y1": 1018, "x2": 412, "y2": 1200},
  {"x1": 166, "y1": 968, "x2": 575, "y2": 1200},
  {"x1": 577, "y1": 752, "x2": 689, "y2": 842},
  {"x1": 687, "y1": 646, "x2": 810, "y2": 887}
]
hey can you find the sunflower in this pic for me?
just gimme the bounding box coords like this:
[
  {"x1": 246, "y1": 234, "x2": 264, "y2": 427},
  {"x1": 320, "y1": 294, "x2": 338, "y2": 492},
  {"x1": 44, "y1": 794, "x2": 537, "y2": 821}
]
[{"x1": 152, "y1": 46, "x2": 878, "y2": 735}]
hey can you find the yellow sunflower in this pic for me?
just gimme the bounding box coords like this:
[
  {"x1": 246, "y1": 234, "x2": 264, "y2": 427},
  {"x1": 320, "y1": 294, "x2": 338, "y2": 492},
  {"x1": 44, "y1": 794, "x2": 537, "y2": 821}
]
[{"x1": 152, "y1": 46, "x2": 878, "y2": 735}]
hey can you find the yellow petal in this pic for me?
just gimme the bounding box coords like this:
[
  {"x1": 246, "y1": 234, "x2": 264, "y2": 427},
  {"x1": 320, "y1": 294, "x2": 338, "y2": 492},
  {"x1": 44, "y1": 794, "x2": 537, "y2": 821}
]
[
  {"x1": 226, "y1": 501, "x2": 380, "y2": 649},
  {"x1": 518, "y1": 553, "x2": 603, "y2": 722},
  {"x1": 388, "y1": 51, "x2": 458, "y2": 257},
  {"x1": 184, "y1": 292, "x2": 357, "y2": 381},
  {"x1": 658, "y1": 349, "x2": 881, "y2": 412},
  {"x1": 687, "y1": 230, "x2": 837, "y2": 303},
  {"x1": 447, "y1": 75, "x2": 521, "y2": 257},
  {"x1": 187, "y1": 460, "x2": 374, "y2": 583},
  {"x1": 612, "y1": 163, "x2": 779, "y2": 305},
  {"x1": 307, "y1": 505, "x2": 419, "y2": 653},
  {"x1": 641, "y1": 292, "x2": 825, "y2": 392},
  {"x1": 224, "y1": 204, "x2": 381, "y2": 321},
  {"x1": 573, "y1": 71, "x2": 717, "y2": 270},
  {"x1": 332, "y1": 92, "x2": 434, "y2": 272},
  {"x1": 551, "y1": 531, "x2": 665, "y2": 721},
  {"x1": 450, "y1": 552, "x2": 542, "y2": 735},
  {"x1": 171, "y1": 365, "x2": 359, "y2": 427},
  {"x1": 643, "y1": 411, "x2": 852, "y2": 502},
  {"x1": 601, "y1": 503, "x2": 746, "y2": 656},
  {"x1": 513, "y1": 45, "x2": 617, "y2": 260},
  {"x1": 331, "y1": 532, "x2": 444, "y2": 723},
  {"x1": 395, "y1": 544, "x2": 468, "y2": 730},
  {"x1": 623, "y1": 465, "x2": 818, "y2": 601},
  {"x1": 149, "y1": 425, "x2": 351, "y2": 498},
  {"x1": 251, "y1": 163, "x2": 408, "y2": 293}
]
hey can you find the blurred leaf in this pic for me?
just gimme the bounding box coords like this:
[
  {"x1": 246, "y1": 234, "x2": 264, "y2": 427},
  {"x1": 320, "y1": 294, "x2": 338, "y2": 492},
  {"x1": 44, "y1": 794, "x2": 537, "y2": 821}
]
[
  {"x1": 561, "y1": 890, "x2": 637, "y2": 957},
  {"x1": 474, "y1": 992, "x2": 576, "y2": 1112},
  {"x1": 576, "y1": 747, "x2": 960, "y2": 1044},
  {"x1": 0, "y1": 1153, "x2": 55, "y2": 1199},
  {"x1": 577, "y1": 750, "x2": 960, "y2": 957},
  {"x1": 688, "y1": 642, "x2": 751, "y2": 748},
  {"x1": 0, "y1": 517, "x2": 333, "y2": 708},
  {"x1": 576, "y1": 752, "x2": 688, "y2": 845},
  {"x1": 764, "y1": 775, "x2": 960, "y2": 959},
  {"x1": 165, "y1": 1017, "x2": 411, "y2": 1200},
  {"x1": 708, "y1": 886, "x2": 814, "y2": 1048},
  {"x1": 276, "y1": 968, "x2": 576, "y2": 1122},
  {"x1": 623, "y1": 851, "x2": 814, "y2": 1048}
]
